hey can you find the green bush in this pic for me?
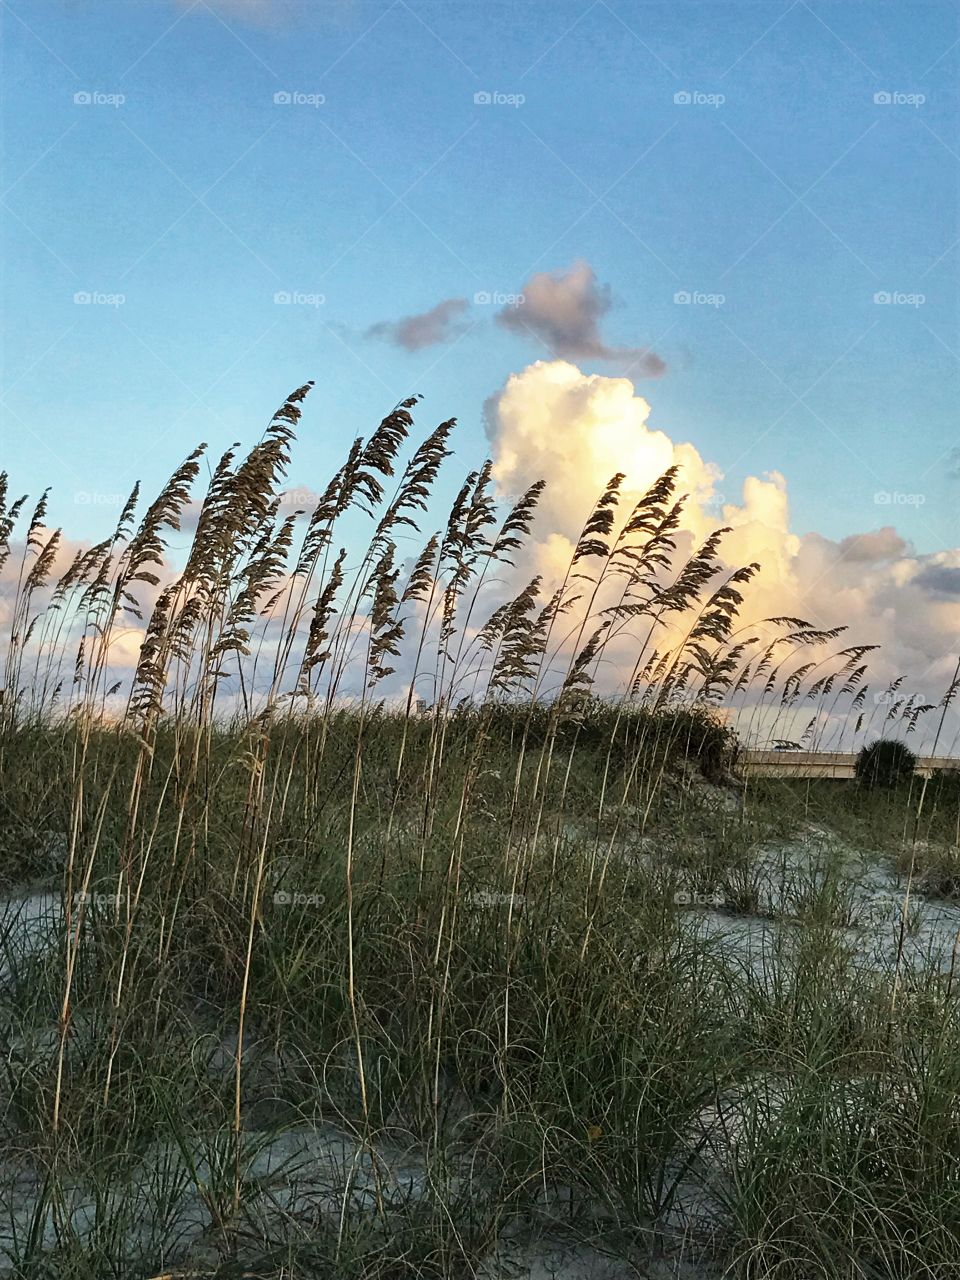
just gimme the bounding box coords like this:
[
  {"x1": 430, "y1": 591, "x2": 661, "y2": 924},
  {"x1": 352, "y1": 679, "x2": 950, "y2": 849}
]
[{"x1": 855, "y1": 737, "x2": 917, "y2": 789}]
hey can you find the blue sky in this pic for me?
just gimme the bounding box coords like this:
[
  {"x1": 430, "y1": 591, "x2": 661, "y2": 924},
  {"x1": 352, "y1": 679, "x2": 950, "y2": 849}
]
[{"x1": 2, "y1": 0, "x2": 958, "y2": 556}]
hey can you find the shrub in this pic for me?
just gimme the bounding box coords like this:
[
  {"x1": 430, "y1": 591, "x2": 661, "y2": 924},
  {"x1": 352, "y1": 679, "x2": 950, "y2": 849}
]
[{"x1": 855, "y1": 738, "x2": 917, "y2": 789}]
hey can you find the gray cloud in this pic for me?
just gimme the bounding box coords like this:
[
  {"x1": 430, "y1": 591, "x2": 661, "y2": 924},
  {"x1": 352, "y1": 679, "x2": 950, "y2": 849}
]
[
  {"x1": 496, "y1": 260, "x2": 666, "y2": 375},
  {"x1": 366, "y1": 298, "x2": 471, "y2": 352},
  {"x1": 914, "y1": 564, "x2": 960, "y2": 596},
  {"x1": 837, "y1": 527, "x2": 910, "y2": 563}
]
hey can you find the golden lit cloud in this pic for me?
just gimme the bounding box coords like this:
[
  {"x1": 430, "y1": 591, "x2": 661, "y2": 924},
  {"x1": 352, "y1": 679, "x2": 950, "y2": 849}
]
[{"x1": 483, "y1": 360, "x2": 960, "y2": 730}]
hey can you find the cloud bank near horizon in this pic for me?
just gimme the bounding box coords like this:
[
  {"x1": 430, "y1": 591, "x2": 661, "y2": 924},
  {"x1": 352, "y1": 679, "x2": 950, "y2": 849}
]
[
  {"x1": 483, "y1": 359, "x2": 960, "y2": 727},
  {"x1": 4, "y1": 359, "x2": 957, "y2": 749}
]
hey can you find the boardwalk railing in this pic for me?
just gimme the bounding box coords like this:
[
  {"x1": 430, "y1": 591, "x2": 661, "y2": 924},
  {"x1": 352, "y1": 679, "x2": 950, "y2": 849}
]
[{"x1": 740, "y1": 750, "x2": 960, "y2": 780}]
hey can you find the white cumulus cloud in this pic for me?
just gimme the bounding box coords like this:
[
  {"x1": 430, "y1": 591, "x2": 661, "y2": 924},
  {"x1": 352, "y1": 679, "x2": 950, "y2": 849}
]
[{"x1": 483, "y1": 360, "x2": 960, "y2": 748}]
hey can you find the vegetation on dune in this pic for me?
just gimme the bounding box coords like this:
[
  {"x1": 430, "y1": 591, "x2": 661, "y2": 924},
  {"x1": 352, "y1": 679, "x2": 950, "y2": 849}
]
[
  {"x1": 855, "y1": 737, "x2": 918, "y2": 790},
  {"x1": 0, "y1": 383, "x2": 958, "y2": 1278}
]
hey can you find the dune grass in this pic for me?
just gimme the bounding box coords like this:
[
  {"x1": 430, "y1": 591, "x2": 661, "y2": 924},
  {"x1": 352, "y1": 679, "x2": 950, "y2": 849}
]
[{"x1": 0, "y1": 384, "x2": 958, "y2": 1277}]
